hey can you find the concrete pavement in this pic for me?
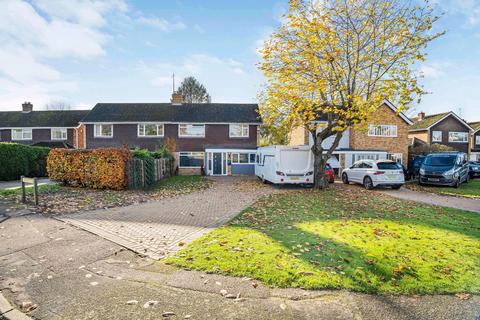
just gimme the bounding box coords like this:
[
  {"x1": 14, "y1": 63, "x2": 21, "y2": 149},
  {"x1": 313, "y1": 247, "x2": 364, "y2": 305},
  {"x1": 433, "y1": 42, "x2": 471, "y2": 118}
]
[
  {"x1": 1, "y1": 210, "x2": 479, "y2": 319},
  {"x1": 0, "y1": 179, "x2": 54, "y2": 190}
]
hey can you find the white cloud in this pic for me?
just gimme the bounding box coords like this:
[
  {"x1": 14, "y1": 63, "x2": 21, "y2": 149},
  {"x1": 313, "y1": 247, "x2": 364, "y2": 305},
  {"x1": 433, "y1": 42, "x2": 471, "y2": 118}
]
[
  {"x1": 0, "y1": 0, "x2": 126, "y2": 110},
  {"x1": 137, "y1": 16, "x2": 186, "y2": 32},
  {"x1": 193, "y1": 24, "x2": 206, "y2": 34},
  {"x1": 432, "y1": 0, "x2": 480, "y2": 27}
]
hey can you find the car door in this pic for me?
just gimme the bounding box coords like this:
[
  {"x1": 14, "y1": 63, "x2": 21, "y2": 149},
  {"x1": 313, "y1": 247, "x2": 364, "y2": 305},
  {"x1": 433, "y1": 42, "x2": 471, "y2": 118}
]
[{"x1": 349, "y1": 161, "x2": 364, "y2": 182}]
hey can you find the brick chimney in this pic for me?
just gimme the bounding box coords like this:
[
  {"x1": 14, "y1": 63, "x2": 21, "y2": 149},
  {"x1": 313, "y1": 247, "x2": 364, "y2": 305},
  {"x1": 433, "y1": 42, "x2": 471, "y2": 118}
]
[
  {"x1": 417, "y1": 111, "x2": 425, "y2": 121},
  {"x1": 22, "y1": 102, "x2": 33, "y2": 113},
  {"x1": 171, "y1": 92, "x2": 182, "y2": 105}
]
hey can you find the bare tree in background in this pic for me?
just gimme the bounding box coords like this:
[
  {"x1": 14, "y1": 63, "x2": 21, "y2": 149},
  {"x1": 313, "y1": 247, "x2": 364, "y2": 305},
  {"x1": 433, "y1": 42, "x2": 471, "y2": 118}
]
[
  {"x1": 44, "y1": 100, "x2": 72, "y2": 110},
  {"x1": 176, "y1": 77, "x2": 211, "y2": 103}
]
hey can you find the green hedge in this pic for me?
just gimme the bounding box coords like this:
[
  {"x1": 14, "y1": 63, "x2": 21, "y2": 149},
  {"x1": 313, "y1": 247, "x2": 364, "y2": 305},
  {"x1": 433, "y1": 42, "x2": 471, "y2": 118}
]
[{"x1": 0, "y1": 143, "x2": 51, "y2": 181}]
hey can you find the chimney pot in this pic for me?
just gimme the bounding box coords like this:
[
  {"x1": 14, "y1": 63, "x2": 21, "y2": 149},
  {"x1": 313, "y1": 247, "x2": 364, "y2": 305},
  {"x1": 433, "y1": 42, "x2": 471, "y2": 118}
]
[
  {"x1": 22, "y1": 102, "x2": 33, "y2": 113},
  {"x1": 417, "y1": 112, "x2": 425, "y2": 121},
  {"x1": 171, "y1": 92, "x2": 183, "y2": 105}
]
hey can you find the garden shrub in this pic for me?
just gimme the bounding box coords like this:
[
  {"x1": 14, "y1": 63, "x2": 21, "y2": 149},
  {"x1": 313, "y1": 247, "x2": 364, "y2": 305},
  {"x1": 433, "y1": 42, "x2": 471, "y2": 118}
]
[
  {"x1": 0, "y1": 143, "x2": 51, "y2": 181},
  {"x1": 47, "y1": 148, "x2": 132, "y2": 190}
]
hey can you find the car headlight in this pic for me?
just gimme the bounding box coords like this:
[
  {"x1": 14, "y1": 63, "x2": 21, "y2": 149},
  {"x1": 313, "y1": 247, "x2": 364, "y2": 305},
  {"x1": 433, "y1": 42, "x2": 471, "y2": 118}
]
[
  {"x1": 419, "y1": 168, "x2": 425, "y2": 175},
  {"x1": 443, "y1": 169, "x2": 454, "y2": 176},
  {"x1": 453, "y1": 172, "x2": 459, "y2": 179}
]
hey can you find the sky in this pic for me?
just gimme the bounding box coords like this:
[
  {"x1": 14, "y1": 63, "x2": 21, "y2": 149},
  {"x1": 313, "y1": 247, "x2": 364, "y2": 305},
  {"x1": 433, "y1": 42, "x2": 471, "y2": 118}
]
[{"x1": 0, "y1": 0, "x2": 479, "y2": 121}]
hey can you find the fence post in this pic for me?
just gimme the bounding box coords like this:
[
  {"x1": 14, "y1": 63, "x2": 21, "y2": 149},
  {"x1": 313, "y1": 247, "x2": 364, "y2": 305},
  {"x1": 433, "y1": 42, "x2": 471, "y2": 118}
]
[
  {"x1": 33, "y1": 177, "x2": 38, "y2": 206},
  {"x1": 21, "y1": 176, "x2": 26, "y2": 203},
  {"x1": 140, "y1": 160, "x2": 145, "y2": 188}
]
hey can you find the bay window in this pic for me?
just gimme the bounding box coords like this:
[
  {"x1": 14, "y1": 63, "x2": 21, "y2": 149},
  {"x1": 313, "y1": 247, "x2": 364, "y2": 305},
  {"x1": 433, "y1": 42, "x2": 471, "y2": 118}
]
[{"x1": 179, "y1": 152, "x2": 204, "y2": 168}]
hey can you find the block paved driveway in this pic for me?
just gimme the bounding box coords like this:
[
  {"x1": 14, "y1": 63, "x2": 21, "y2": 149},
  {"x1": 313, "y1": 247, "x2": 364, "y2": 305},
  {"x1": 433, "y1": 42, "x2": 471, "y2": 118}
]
[{"x1": 60, "y1": 177, "x2": 278, "y2": 259}]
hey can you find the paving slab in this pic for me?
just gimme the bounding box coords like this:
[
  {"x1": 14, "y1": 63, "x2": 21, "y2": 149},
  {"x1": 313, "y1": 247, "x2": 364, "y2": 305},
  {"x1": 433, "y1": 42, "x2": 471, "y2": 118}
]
[{"x1": 59, "y1": 177, "x2": 278, "y2": 259}]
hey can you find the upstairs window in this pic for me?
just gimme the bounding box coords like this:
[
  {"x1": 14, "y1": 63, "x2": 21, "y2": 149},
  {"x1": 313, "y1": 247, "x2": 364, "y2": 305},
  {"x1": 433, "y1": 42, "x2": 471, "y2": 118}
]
[
  {"x1": 368, "y1": 125, "x2": 397, "y2": 137},
  {"x1": 138, "y1": 123, "x2": 164, "y2": 137},
  {"x1": 448, "y1": 131, "x2": 468, "y2": 143},
  {"x1": 229, "y1": 124, "x2": 249, "y2": 138},
  {"x1": 179, "y1": 124, "x2": 205, "y2": 137},
  {"x1": 51, "y1": 128, "x2": 67, "y2": 140},
  {"x1": 11, "y1": 128, "x2": 32, "y2": 140},
  {"x1": 432, "y1": 131, "x2": 442, "y2": 142},
  {"x1": 94, "y1": 124, "x2": 113, "y2": 138}
]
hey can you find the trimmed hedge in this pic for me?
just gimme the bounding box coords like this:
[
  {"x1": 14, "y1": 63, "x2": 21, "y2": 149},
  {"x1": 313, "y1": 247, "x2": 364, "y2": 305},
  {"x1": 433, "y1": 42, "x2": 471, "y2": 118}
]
[
  {"x1": 0, "y1": 143, "x2": 51, "y2": 181},
  {"x1": 47, "y1": 148, "x2": 132, "y2": 190}
]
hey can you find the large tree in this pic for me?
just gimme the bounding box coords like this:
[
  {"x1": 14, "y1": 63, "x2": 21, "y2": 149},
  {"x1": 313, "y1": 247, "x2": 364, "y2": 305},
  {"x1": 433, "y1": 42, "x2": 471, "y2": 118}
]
[
  {"x1": 259, "y1": 0, "x2": 442, "y2": 189},
  {"x1": 176, "y1": 76, "x2": 211, "y2": 103}
]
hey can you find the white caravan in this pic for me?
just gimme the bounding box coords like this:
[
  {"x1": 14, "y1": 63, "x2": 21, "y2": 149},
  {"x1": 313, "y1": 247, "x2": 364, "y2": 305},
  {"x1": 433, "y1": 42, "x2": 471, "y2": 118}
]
[{"x1": 255, "y1": 145, "x2": 314, "y2": 184}]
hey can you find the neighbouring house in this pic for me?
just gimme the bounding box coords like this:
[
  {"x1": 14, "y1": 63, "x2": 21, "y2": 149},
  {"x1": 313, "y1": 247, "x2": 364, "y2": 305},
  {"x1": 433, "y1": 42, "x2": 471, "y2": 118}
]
[
  {"x1": 77, "y1": 94, "x2": 262, "y2": 175},
  {"x1": 0, "y1": 102, "x2": 89, "y2": 148},
  {"x1": 289, "y1": 100, "x2": 412, "y2": 172},
  {"x1": 408, "y1": 111, "x2": 474, "y2": 154},
  {"x1": 469, "y1": 121, "x2": 480, "y2": 161}
]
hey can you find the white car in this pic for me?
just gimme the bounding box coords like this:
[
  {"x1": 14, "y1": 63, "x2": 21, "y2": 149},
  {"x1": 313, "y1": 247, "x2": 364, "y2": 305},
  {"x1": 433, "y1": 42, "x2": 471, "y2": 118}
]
[{"x1": 341, "y1": 159, "x2": 404, "y2": 190}]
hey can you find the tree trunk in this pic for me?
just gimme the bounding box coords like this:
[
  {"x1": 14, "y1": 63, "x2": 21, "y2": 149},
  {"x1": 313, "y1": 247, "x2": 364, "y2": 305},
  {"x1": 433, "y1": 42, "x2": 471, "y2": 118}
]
[{"x1": 312, "y1": 130, "x2": 344, "y2": 190}]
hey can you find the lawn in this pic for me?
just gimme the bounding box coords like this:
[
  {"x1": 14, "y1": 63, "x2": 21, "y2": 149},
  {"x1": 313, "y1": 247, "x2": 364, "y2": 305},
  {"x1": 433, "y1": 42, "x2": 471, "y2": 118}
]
[
  {"x1": 406, "y1": 179, "x2": 480, "y2": 199},
  {"x1": 0, "y1": 184, "x2": 60, "y2": 197},
  {"x1": 167, "y1": 185, "x2": 480, "y2": 295}
]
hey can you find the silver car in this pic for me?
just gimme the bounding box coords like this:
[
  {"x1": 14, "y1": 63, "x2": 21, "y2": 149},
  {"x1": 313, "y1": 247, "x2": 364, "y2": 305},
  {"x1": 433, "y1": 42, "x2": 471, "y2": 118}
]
[{"x1": 342, "y1": 160, "x2": 405, "y2": 190}]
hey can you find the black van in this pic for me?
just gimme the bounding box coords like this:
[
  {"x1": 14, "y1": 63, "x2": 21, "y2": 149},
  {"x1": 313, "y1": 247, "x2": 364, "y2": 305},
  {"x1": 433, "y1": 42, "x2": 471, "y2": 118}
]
[{"x1": 419, "y1": 152, "x2": 469, "y2": 188}]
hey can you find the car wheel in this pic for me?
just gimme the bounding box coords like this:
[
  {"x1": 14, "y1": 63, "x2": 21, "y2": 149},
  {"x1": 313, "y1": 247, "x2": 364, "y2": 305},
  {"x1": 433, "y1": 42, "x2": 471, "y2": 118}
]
[
  {"x1": 465, "y1": 174, "x2": 470, "y2": 183},
  {"x1": 363, "y1": 176, "x2": 374, "y2": 190},
  {"x1": 342, "y1": 173, "x2": 349, "y2": 184},
  {"x1": 453, "y1": 180, "x2": 460, "y2": 188}
]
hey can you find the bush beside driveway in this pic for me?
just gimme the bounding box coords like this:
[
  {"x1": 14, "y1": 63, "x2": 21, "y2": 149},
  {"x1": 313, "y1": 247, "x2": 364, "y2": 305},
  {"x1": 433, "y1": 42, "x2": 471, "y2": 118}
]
[{"x1": 167, "y1": 184, "x2": 480, "y2": 295}]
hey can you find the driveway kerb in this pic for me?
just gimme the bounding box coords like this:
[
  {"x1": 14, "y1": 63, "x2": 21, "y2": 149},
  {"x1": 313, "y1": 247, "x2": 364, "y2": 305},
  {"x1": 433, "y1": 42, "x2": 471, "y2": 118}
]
[{"x1": 0, "y1": 292, "x2": 31, "y2": 320}]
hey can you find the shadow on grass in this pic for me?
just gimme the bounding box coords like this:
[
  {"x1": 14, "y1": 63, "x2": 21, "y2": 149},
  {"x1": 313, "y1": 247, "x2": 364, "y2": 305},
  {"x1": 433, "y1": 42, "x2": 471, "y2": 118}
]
[{"x1": 170, "y1": 186, "x2": 480, "y2": 294}]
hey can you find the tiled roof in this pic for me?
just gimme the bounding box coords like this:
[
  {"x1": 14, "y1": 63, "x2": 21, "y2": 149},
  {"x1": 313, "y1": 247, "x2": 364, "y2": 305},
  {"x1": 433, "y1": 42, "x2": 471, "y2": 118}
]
[
  {"x1": 81, "y1": 103, "x2": 262, "y2": 123},
  {"x1": 0, "y1": 110, "x2": 89, "y2": 128},
  {"x1": 409, "y1": 112, "x2": 449, "y2": 131},
  {"x1": 469, "y1": 121, "x2": 480, "y2": 132}
]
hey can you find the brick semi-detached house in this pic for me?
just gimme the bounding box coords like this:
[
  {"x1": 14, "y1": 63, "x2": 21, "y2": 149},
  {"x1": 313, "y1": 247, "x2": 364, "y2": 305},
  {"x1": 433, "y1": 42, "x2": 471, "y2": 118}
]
[
  {"x1": 0, "y1": 95, "x2": 262, "y2": 176},
  {"x1": 289, "y1": 100, "x2": 413, "y2": 173},
  {"x1": 408, "y1": 111, "x2": 474, "y2": 154},
  {"x1": 77, "y1": 93, "x2": 262, "y2": 175},
  {"x1": 0, "y1": 102, "x2": 88, "y2": 148}
]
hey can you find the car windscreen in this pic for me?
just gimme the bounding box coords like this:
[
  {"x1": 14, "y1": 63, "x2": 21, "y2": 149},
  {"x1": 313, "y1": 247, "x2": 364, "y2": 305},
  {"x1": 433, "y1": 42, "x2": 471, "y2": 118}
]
[
  {"x1": 376, "y1": 162, "x2": 401, "y2": 170},
  {"x1": 424, "y1": 155, "x2": 456, "y2": 166}
]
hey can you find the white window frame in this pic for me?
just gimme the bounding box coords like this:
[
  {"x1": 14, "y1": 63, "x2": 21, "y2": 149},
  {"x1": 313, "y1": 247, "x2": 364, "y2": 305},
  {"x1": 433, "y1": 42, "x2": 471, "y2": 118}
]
[
  {"x1": 229, "y1": 124, "x2": 249, "y2": 138},
  {"x1": 231, "y1": 152, "x2": 256, "y2": 164},
  {"x1": 448, "y1": 131, "x2": 468, "y2": 143},
  {"x1": 94, "y1": 124, "x2": 113, "y2": 138},
  {"x1": 368, "y1": 124, "x2": 397, "y2": 137},
  {"x1": 179, "y1": 152, "x2": 205, "y2": 168},
  {"x1": 11, "y1": 128, "x2": 32, "y2": 141},
  {"x1": 137, "y1": 123, "x2": 164, "y2": 137},
  {"x1": 432, "y1": 130, "x2": 442, "y2": 142},
  {"x1": 51, "y1": 128, "x2": 67, "y2": 140},
  {"x1": 476, "y1": 135, "x2": 480, "y2": 145},
  {"x1": 178, "y1": 124, "x2": 205, "y2": 138}
]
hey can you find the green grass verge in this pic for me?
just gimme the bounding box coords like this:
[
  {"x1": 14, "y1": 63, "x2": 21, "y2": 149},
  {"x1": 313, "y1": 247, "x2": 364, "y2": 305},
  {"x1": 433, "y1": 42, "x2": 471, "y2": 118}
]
[
  {"x1": 166, "y1": 186, "x2": 480, "y2": 295},
  {"x1": 0, "y1": 184, "x2": 60, "y2": 197},
  {"x1": 407, "y1": 179, "x2": 480, "y2": 199}
]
